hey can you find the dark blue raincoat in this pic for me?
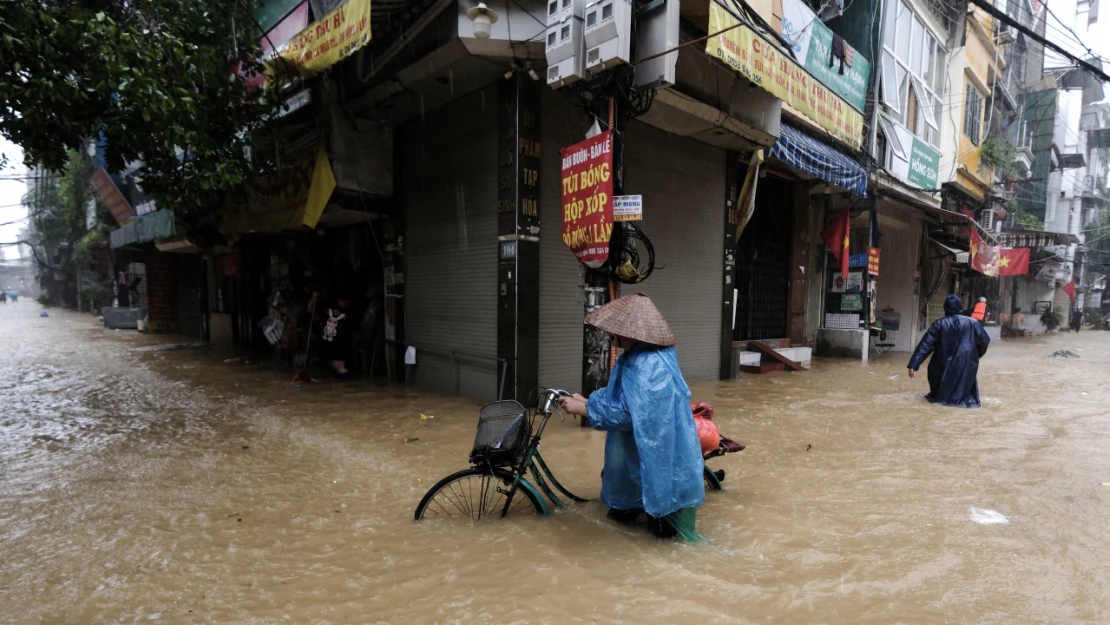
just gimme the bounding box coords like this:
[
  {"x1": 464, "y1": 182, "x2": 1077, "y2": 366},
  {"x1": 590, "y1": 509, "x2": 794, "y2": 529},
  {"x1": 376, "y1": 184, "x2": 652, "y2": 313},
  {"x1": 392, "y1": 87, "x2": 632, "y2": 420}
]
[
  {"x1": 908, "y1": 294, "x2": 991, "y2": 407},
  {"x1": 586, "y1": 344, "x2": 705, "y2": 518}
]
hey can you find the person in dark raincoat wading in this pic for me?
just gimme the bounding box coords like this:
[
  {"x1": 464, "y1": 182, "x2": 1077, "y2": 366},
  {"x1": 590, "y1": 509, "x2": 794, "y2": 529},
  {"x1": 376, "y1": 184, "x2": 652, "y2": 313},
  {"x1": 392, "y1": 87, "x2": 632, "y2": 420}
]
[{"x1": 907, "y1": 294, "x2": 991, "y2": 407}]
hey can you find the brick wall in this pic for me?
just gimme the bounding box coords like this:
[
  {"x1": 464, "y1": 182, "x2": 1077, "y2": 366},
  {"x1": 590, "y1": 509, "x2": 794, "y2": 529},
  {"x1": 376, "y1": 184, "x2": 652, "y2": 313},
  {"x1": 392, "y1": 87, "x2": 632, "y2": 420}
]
[{"x1": 145, "y1": 252, "x2": 177, "y2": 333}]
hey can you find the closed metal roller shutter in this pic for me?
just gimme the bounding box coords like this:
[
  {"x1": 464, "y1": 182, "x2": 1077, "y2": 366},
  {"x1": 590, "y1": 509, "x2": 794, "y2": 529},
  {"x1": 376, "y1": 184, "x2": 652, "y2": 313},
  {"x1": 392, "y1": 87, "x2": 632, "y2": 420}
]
[
  {"x1": 403, "y1": 87, "x2": 499, "y2": 400},
  {"x1": 538, "y1": 92, "x2": 588, "y2": 392},
  {"x1": 623, "y1": 122, "x2": 725, "y2": 381}
]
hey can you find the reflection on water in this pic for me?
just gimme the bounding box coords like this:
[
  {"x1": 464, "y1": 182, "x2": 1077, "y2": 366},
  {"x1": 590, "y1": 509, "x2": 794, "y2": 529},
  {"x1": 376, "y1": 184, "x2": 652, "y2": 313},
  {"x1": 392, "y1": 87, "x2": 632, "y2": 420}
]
[{"x1": 2, "y1": 305, "x2": 1110, "y2": 623}]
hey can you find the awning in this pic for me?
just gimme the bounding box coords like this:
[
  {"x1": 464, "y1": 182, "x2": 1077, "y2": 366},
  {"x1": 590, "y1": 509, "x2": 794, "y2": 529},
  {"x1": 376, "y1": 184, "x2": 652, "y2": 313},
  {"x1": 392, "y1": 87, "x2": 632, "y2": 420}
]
[
  {"x1": 932, "y1": 240, "x2": 970, "y2": 264},
  {"x1": 768, "y1": 124, "x2": 867, "y2": 196},
  {"x1": 109, "y1": 209, "x2": 176, "y2": 249}
]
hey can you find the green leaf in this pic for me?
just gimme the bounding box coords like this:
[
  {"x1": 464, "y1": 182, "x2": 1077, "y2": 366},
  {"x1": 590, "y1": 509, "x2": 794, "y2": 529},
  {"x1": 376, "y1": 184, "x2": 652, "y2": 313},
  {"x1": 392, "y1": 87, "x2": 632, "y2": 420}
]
[
  {"x1": 95, "y1": 11, "x2": 105, "y2": 21},
  {"x1": 142, "y1": 110, "x2": 151, "y2": 122}
]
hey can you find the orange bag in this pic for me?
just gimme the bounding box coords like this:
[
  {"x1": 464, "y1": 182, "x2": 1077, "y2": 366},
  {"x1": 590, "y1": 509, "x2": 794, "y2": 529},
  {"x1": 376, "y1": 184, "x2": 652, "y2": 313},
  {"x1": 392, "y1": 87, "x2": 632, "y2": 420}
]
[{"x1": 691, "y1": 402, "x2": 721, "y2": 455}]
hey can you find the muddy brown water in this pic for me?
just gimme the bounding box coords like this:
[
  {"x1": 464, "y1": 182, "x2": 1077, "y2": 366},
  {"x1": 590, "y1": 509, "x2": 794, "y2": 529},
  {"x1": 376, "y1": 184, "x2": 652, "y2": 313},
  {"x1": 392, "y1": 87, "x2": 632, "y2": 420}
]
[{"x1": 1, "y1": 305, "x2": 1109, "y2": 624}]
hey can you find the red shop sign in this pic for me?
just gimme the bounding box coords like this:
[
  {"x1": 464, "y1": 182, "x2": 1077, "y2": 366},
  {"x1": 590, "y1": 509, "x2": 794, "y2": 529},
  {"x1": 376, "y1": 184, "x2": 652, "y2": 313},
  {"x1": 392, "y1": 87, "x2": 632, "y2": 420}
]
[
  {"x1": 560, "y1": 131, "x2": 614, "y2": 268},
  {"x1": 867, "y1": 246, "x2": 880, "y2": 276}
]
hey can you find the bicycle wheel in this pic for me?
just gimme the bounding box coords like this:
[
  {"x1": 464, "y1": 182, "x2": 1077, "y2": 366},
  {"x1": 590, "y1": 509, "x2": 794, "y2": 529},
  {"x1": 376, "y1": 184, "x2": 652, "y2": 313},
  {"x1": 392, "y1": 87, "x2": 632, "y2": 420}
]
[{"x1": 414, "y1": 467, "x2": 544, "y2": 521}]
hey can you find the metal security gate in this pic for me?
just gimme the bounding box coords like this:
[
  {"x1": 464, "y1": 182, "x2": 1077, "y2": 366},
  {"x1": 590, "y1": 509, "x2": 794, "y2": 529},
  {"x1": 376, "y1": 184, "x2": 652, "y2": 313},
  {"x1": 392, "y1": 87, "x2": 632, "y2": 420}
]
[
  {"x1": 537, "y1": 91, "x2": 587, "y2": 393},
  {"x1": 622, "y1": 122, "x2": 725, "y2": 381},
  {"x1": 733, "y1": 175, "x2": 793, "y2": 341},
  {"x1": 403, "y1": 87, "x2": 499, "y2": 401}
]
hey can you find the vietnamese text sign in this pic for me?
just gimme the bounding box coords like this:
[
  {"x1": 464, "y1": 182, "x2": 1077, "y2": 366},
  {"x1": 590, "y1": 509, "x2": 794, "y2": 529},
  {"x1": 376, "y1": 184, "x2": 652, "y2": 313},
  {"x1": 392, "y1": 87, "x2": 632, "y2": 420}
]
[
  {"x1": 781, "y1": 0, "x2": 870, "y2": 110},
  {"x1": 89, "y1": 168, "x2": 135, "y2": 226},
  {"x1": 706, "y1": 2, "x2": 864, "y2": 149},
  {"x1": 270, "y1": 0, "x2": 372, "y2": 79},
  {"x1": 867, "y1": 246, "x2": 880, "y2": 276},
  {"x1": 613, "y1": 195, "x2": 643, "y2": 222},
  {"x1": 907, "y1": 137, "x2": 940, "y2": 189},
  {"x1": 561, "y1": 131, "x2": 614, "y2": 267}
]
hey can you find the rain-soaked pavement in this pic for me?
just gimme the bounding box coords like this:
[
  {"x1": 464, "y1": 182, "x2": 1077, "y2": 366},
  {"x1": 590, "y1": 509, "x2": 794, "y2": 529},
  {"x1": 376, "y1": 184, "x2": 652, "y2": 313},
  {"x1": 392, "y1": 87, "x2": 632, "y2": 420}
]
[{"x1": 2, "y1": 303, "x2": 1110, "y2": 624}]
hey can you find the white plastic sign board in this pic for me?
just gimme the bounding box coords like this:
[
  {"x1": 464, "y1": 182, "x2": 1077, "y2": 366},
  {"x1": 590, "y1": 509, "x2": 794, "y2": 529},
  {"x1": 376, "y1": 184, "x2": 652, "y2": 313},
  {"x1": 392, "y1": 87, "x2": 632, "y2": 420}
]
[{"x1": 613, "y1": 195, "x2": 643, "y2": 221}]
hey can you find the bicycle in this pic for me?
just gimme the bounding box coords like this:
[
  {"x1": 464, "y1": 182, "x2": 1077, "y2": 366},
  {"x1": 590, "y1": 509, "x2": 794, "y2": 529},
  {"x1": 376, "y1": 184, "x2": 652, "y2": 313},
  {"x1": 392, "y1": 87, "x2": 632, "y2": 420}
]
[
  {"x1": 413, "y1": 388, "x2": 744, "y2": 521},
  {"x1": 414, "y1": 389, "x2": 588, "y2": 521}
]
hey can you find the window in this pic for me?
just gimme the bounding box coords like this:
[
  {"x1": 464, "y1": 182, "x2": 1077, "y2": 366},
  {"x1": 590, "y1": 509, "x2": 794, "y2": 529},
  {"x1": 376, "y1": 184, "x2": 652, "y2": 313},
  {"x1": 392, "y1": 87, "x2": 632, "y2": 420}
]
[
  {"x1": 965, "y1": 84, "x2": 982, "y2": 145},
  {"x1": 547, "y1": 30, "x2": 557, "y2": 47},
  {"x1": 602, "y1": 3, "x2": 612, "y2": 19},
  {"x1": 881, "y1": 0, "x2": 945, "y2": 146},
  {"x1": 906, "y1": 81, "x2": 920, "y2": 135},
  {"x1": 549, "y1": 1, "x2": 558, "y2": 15}
]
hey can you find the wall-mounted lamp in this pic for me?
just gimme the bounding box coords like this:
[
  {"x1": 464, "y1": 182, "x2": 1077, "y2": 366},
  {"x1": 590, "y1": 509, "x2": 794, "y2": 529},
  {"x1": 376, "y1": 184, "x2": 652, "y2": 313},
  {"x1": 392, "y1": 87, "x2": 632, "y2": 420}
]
[{"x1": 467, "y1": 2, "x2": 499, "y2": 39}]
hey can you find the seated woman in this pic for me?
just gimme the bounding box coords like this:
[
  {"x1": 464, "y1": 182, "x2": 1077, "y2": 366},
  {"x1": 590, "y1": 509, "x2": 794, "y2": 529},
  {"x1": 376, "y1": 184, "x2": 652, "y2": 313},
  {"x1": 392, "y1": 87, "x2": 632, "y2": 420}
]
[{"x1": 558, "y1": 293, "x2": 704, "y2": 538}]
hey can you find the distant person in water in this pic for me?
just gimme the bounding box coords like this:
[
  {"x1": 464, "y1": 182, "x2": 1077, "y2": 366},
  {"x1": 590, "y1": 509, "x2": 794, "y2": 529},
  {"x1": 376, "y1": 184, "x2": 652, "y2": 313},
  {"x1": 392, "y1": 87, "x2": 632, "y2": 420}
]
[
  {"x1": 9, "y1": 290, "x2": 17, "y2": 303},
  {"x1": 1070, "y1": 308, "x2": 1083, "y2": 332},
  {"x1": 971, "y1": 297, "x2": 987, "y2": 322},
  {"x1": 908, "y1": 294, "x2": 991, "y2": 408}
]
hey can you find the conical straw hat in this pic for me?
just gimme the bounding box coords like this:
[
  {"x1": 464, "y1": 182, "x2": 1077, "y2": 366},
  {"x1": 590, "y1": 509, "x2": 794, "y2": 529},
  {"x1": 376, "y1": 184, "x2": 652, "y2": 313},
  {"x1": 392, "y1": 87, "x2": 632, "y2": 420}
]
[{"x1": 584, "y1": 292, "x2": 676, "y2": 347}]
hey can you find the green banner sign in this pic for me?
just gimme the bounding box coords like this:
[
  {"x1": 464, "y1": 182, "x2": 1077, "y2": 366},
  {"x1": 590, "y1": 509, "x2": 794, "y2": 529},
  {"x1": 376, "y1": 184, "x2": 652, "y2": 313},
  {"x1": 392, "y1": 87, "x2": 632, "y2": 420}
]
[
  {"x1": 907, "y1": 138, "x2": 940, "y2": 190},
  {"x1": 804, "y1": 20, "x2": 870, "y2": 111},
  {"x1": 781, "y1": 0, "x2": 870, "y2": 111}
]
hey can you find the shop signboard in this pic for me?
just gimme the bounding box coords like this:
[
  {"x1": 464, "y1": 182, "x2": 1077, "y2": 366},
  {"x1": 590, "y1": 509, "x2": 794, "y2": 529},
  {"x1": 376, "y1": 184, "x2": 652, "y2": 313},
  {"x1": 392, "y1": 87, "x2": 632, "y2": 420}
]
[
  {"x1": 780, "y1": 0, "x2": 870, "y2": 110},
  {"x1": 867, "y1": 246, "x2": 880, "y2": 276},
  {"x1": 706, "y1": 1, "x2": 864, "y2": 149},
  {"x1": 269, "y1": 0, "x2": 373, "y2": 79},
  {"x1": 1089, "y1": 291, "x2": 1103, "y2": 308},
  {"x1": 613, "y1": 195, "x2": 643, "y2": 222},
  {"x1": 849, "y1": 252, "x2": 868, "y2": 268},
  {"x1": 89, "y1": 168, "x2": 135, "y2": 226},
  {"x1": 560, "y1": 131, "x2": 614, "y2": 267},
  {"x1": 841, "y1": 293, "x2": 863, "y2": 311},
  {"x1": 906, "y1": 138, "x2": 940, "y2": 189},
  {"x1": 243, "y1": 1, "x2": 311, "y2": 90}
]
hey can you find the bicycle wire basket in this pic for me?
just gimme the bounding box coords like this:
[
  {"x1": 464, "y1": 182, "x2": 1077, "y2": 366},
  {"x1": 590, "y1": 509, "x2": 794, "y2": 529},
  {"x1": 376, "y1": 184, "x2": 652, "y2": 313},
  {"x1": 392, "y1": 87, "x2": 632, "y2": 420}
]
[{"x1": 469, "y1": 400, "x2": 530, "y2": 466}]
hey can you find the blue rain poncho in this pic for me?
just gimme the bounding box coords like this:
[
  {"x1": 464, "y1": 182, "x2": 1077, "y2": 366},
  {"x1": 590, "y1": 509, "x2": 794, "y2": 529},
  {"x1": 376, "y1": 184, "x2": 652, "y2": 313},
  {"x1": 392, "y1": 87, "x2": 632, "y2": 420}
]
[
  {"x1": 585, "y1": 344, "x2": 705, "y2": 518},
  {"x1": 908, "y1": 294, "x2": 991, "y2": 407}
]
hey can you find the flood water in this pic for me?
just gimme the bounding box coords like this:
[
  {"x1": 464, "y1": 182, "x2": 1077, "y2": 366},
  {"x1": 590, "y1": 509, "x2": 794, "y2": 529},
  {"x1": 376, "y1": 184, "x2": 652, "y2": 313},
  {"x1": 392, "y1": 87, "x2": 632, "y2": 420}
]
[{"x1": 2, "y1": 304, "x2": 1110, "y2": 624}]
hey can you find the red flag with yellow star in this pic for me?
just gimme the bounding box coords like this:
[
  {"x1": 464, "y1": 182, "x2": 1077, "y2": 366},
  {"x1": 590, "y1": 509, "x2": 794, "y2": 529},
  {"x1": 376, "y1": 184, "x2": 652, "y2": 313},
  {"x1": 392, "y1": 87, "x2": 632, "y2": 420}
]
[
  {"x1": 970, "y1": 229, "x2": 999, "y2": 277},
  {"x1": 997, "y1": 247, "x2": 1030, "y2": 276},
  {"x1": 821, "y1": 207, "x2": 851, "y2": 279}
]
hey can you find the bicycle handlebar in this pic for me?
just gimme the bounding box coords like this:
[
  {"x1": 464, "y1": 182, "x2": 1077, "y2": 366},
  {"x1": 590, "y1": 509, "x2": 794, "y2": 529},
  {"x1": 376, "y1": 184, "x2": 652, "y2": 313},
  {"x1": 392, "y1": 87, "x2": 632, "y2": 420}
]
[{"x1": 538, "y1": 388, "x2": 573, "y2": 422}]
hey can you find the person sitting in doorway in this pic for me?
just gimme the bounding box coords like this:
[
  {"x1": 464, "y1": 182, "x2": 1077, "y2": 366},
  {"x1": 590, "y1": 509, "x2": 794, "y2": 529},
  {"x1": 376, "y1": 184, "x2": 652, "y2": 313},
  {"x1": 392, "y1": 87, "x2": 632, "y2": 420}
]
[{"x1": 558, "y1": 293, "x2": 704, "y2": 539}]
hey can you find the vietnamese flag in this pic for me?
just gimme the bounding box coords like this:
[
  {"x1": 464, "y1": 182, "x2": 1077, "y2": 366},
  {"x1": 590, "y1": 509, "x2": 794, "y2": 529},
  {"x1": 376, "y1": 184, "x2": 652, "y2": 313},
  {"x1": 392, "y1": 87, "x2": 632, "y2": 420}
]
[
  {"x1": 821, "y1": 207, "x2": 851, "y2": 278},
  {"x1": 1063, "y1": 279, "x2": 1076, "y2": 302},
  {"x1": 997, "y1": 247, "x2": 1030, "y2": 276},
  {"x1": 969, "y1": 229, "x2": 999, "y2": 277}
]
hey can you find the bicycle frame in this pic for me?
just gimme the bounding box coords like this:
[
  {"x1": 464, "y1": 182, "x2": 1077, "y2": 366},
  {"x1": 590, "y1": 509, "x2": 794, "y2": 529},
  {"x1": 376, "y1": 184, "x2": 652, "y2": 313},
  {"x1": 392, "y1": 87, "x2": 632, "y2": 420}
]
[{"x1": 486, "y1": 389, "x2": 589, "y2": 517}]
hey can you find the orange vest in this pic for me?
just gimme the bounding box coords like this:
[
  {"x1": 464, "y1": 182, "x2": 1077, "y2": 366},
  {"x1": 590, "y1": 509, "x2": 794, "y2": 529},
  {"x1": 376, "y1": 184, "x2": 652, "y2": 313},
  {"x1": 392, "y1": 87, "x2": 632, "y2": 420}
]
[{"x1": 971, "y1": 302, "x2": 986, "y2": 320}]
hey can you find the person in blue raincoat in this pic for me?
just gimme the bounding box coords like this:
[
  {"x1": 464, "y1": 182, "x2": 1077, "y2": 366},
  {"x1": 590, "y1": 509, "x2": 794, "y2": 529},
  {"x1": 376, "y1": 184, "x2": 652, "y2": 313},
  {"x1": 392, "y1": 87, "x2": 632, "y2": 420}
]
[
  {"x1": 907, "y1": 294, "x2": 991, "y2": 407},
  {"x1": 558, "y1": 293, "x2": 704, "y2": 538}
]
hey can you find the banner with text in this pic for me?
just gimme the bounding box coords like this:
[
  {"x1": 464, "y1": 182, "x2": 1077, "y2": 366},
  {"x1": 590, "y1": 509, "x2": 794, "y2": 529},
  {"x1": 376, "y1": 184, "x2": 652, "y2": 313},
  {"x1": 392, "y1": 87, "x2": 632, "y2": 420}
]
[
  {"x1": 780, "y1": 0, "x2": 870, "y2": 110},
  {"x1": 706, "y1": 2, "x2": 864, "y2": 149},
  {"x1": 270, "y1": 0, "x2": 372, "y2": 79},
  {"x1": 561, "y1": 131, "x2": 614, "y2": 267}
]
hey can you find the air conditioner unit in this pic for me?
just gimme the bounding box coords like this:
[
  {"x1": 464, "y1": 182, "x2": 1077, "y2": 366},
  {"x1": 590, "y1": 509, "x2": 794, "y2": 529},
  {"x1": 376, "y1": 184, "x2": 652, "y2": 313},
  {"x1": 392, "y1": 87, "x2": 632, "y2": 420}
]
[
  {"x1": 997, "y1": 24, "x2": 1015, "y2": 44},
  {"x1": 979, "y1": 209, "x2": 997, "y2": 232}
]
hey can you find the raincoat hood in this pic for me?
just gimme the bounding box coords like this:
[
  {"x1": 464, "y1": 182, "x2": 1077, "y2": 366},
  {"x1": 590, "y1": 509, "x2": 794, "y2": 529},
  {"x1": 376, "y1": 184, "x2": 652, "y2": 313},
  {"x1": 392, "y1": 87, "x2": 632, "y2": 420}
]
[{"x1": 944, "y1": 294, "x2": 963, "y2": 315}]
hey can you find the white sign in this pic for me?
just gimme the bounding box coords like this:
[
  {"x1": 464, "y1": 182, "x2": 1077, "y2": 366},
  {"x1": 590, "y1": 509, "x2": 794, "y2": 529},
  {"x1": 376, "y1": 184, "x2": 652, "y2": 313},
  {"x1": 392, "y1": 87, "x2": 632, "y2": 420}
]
[
  {"x1": 613, "y1": 195, "x2": 643, "y2": 222},
  {"x1": 1089, "y1": 291, "x2": 1102, "y2": 309}
]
